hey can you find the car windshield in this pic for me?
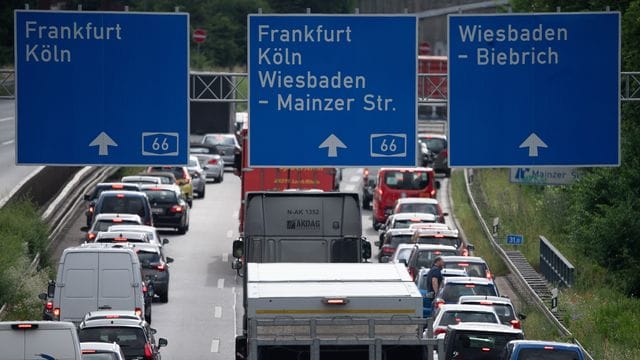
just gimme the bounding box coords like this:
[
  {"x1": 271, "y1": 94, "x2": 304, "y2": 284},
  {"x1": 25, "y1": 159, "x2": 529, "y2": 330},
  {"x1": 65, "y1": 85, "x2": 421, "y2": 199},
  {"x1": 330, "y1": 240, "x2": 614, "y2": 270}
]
[
  {"x1": 421, "y1": 137, "x2": 447, "y2": 153},
  {"x1": 417, "y1": 236, "x2": 460, "y2": 248},
  {"x1": 415, "y1": 249, "x2": 458, "y2": 268},
  {"x1": 93, "y1": 220, "x2": 139, "y2": 232},
  {"x1": 144, "y1": 190, "x2": 178, "y2": 205},
  {"x1": 397, "y1": 203, "x2": 438, "y2": 215},
  {"x1": 384, "y1": 171, "x2": 430, "y2": 190},
  {"x1": 442, "y1": 283, "x2": 497, "y2": 303},
  {"x1": 388, "y1": 235, "x2": 413, "y2": 247},
  {"x1": 203, "y1": 134, "x2": 235, "y2": 146},
  {"x1": 78, "y1": 327, "x2": 146, "y2": 350},
  {"x1": 439, "y1": 311, "x2": 498, "y2": 326},
  {"x1": 449, "y1": 332, "x2": 519, "y2": 359},
  {"x1": 81, "y1": 353, "x2": 119, "y2": 360},
  {"x1": 137, "y1": 250, "x2": 161, "y2": 265},
  {"x1": 518, "y1": 348, "x2": 582, "y2": 360},
  {"x1": 444, "y1": 262, "x2": 488, "y2": 278}
]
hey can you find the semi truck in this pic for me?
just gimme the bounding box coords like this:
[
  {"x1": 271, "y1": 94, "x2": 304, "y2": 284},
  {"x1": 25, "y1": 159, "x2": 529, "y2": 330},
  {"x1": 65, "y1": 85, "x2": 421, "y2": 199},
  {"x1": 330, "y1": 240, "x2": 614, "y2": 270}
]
[{"x1": 235, "y1": 263, "x2": 441, "y2": 360}]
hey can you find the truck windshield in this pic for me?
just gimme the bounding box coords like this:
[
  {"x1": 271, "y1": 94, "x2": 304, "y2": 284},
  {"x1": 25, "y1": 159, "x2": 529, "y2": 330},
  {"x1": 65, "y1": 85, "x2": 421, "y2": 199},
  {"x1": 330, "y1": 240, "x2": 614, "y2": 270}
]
[
  {"x1": 384, "y1": 171, "x2": 430, "y2": 190},
  {"x1": 517, "y1": 348, "x2": 582, "y2": 360}
]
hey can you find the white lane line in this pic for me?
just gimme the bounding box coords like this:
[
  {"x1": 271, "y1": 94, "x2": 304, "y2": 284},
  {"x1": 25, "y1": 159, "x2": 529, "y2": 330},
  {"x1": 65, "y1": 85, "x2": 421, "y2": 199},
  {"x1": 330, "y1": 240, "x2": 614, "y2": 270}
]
[
  {"x1": 217, "y1": 278, "x2": 224, "y2": 288},
  {"x1": 226, "y1": 230, "x2": 233, "y2": 238},
  {"x1": 232, "y1": 287, "x2": 238, "y2": 337},
  {"x1": 344, "y1": 184, "x2": 356, "y2": 192},
  {"x1": 222, "y1": 253, "x2": 229, "y2": 262},
  {"x1": 214, "y1": 306, "x2": 222, "y2": 318},
  {"x1": 1, "y1": 140, "x2": 14, "y2": 146},
  {"x1": 0, "y1": 117, "x2": 13, "y2": 122},
  {"x1": 210, "y1": 339, "x2": 220, "y2": 353},
  {"x1": 349, "y1": 175, "x2": 360, "y2": 182}
]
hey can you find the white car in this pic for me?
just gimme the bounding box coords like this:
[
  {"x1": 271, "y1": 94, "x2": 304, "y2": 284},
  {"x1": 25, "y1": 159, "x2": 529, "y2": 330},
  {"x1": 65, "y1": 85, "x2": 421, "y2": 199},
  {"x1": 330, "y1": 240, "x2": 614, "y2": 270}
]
[
  {"x1": 389, "y1": 243, "x2": 414, "y2": 265},
  {"x1": 429, "y1": 304, "x2": 501, "y2": 337},
  {"x1": 81, "y1": 341, "x2": 126, "y2": 360}
]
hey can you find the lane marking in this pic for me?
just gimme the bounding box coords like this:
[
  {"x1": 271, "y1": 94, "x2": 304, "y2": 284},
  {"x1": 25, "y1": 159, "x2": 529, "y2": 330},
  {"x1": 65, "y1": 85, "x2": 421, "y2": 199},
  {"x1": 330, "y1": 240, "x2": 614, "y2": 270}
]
[
  {"x1": 344, "y1": 184, "x2": 355, "y2": 192},
  {"x1": 222, "y1": 253, "x2": 229, "y2": 262},
  {"x1": 1, "y1": 139, "x2": 14, "y2": 146},
  {"x1": 214, "y1": 306, "x2": 222, "y2": 318},
  {"x1": 226, "y1": 230, "x2": 233, "y2": 238},
  {"x1": 210, "y1": 339, "x2": 220, "y2": 353},
  {"x1": 349, "y1": 175, "x2": 360, "y2": 182},
  {"x1": 217, "y1": 278, "x2": 224, "y2": 288},
  {"x1": 0, "y1": 117, "x2": 13, "y2": 122},
  {"x1": 232, "y1": 287, "x2": 238, "y2": 337}
]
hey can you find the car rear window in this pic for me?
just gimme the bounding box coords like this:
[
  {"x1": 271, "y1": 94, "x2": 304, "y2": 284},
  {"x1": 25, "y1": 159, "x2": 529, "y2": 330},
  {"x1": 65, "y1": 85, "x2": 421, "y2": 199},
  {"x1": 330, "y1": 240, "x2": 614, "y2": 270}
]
[
  {"x1": 415, "y1": 249, "x2": 458, "y2": 268},
  {"x1": 203, "y1": 134, "x2": 235, "y2": 146},
  {"x1": 388, "y1": 235, "x2": 413, "y2": 247},
  {"x1": 416, "y1": 236, "x2": 460, "y2": 248},
  {"x1": 517, "y1": 348, "x2": 582, "y2": 360},
  {"x1": 79, "y1": 327, "x2": 145, "y2": 348},
  {"x1": 82, "y1": 352, "x2": 119, "y2": 360},
  {"x1": 137, "y1": 251, "x2": 161, "y2": 265},
  {"x1": 144, "y1": 190, "x2": 178, "y2": 204},
  {"x1": 93, "y1": 220, "x2": 139, "y2": 232},
  {"x1": 383, "y1": 171, "x2": 430, "y2": 190},
  {"x1": 397, "y1": 203, "x2": 438, "y2": 215},
  {"x1": 449, "y1": 332, "x2": 519, "y2": 359},
  {"x1": 99, "y1": 196, "x2": 146, "y2": 215},
  {"x1": 442, "y1": 283, "x2": 497, "y2": 303},
  {"x1": 439, "y1": 311, "x2": 498, "y2": 326},
  {"x1": 91, "y1": 184, "x2": 138, "y2": 201},
  {"x1": 444, "y1": 262, "x2": 488, "y2": 278}
]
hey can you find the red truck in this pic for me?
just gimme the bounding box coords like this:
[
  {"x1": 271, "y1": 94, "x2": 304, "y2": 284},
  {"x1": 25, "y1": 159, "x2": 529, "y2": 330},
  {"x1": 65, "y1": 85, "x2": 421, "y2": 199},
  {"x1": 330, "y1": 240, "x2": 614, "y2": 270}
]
[
  {"x1": 235, "y1": 128, "x2": 339, "y2": 232},
  {"x1": 418, "y1": 55, "x2": 447, "y2": 101}
]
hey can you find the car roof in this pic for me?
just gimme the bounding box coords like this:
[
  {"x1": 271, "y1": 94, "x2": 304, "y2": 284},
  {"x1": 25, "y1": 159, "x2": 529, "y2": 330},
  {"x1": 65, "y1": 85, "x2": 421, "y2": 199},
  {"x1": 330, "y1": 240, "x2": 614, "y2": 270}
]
[
  {"x1": 95, "y1": 231, "x2": 148, "y2": 240},
  {"x1": 458, "y1": 295, "x2": 514, "y2": 306},
  {"x1": 139, "y1": 171, "x2": 176, "y2": 179},
  {"x1": 140, "y1": 184, "x2": 180, "y2": 192},
  {"x1": 408, "y1": 223, "x2": 450, "y2": 230},
  {"x1": 128, "y1": 242, "x2": 161, "y2": 253},
  {"x1": 391, "y1": 212, "x2": 437, "y2": 221},
  {"x1": 80, "y1": 342, "x2": 123, "y2": 353},
  {"x1": 108, "y1": 225, "x2": 157, "y2": 233},
  {"x1": 443, "y1": 276, "x2": 495, "y2": 285},
  {"x1": 438, "y1": 304, "x2": 501, "y2": 314},
  {"x1": 80, "y1": 317, "x2": 146, "y2": 329},
  {"x1": 93, "y1": 213, "x2": 143, "y2": 222},
  {"x1": 83, "y1": 310, "x2": 140, "y2": 322},
  {"x1": 415, "y1": 228, "x2": 459, "y2": 237},
  {"x1": 395, "y1": 197, "x2": 439, "y2": 205},
  {"x1": 507, "y1": 340, "x2": 583, "y2": 350},
  {"x1": 418, "y1": 267, "x2": 468, "y2": 277},
  {"x1": 440, "y1": 256, "x2": 486, "y2": 263},
  {"x1": 122, "y1": 175, "x2": 159, "y2": 181},
  {"x1": 99, "y1": 190, "x2": 148, "y2": 197},
  {"x1": 413, "y1": 244, "x2": 458, "y2": 251},
  {"x1": 447, "y1": 322, "x2": 523, "y2": 334},
  {"x1": 384, "y1": 228, "x2": 416, "y2": 236}
]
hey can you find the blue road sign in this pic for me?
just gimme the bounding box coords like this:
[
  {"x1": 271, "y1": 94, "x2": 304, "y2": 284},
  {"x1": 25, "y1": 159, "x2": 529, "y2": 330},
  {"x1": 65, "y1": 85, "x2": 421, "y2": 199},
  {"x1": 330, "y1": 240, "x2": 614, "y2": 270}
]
[
  {"x1": 248, "y1": 15, "x2": 417, "y2": 167},
  {"x1": 448, "y1": 13, "x2": 620, "y2": 167},
  {"x1": 15, "y1": 11, "x2": 189, "y2": 165},
  {"x1": 506, "y1": 234, "x2": 524, "y2": 245}
]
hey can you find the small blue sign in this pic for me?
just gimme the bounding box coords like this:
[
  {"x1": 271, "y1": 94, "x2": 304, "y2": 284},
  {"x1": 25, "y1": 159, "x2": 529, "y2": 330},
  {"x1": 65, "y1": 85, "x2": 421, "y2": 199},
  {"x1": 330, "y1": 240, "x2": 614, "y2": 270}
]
[
  {"x1": 15, "y1": 10, "x2": 189, "y2": 165},
  {"x1": 507, "y1": 234, "x2": 524, "y2": 245},
  {"x1": 448, "y1": 13, "x2": 620, "y2": 167},
  {"x1": 248, "y1": 15, "x2": 417, "y2": 167}
]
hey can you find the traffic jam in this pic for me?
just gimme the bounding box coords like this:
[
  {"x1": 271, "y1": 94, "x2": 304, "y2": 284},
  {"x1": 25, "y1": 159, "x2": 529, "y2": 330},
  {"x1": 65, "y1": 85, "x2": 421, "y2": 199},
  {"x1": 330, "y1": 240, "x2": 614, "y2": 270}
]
[{"x1": 1, "y1": 5, "x2": 616, "y2": 360}]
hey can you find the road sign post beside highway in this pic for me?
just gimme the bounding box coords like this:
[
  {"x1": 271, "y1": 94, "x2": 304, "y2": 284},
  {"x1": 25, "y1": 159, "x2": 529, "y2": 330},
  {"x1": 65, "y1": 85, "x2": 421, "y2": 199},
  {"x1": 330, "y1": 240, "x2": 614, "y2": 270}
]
[
  {"x1": 448, "y1": 13, "x2": 620, "y2": 167},
  {"x1": 248, "y1": 15, "x2": 417, "y2": 167},
  {"x1": 14, "y1": 11, "x2": 189, "y2": 165},
  {"x1": 506, "y1": 234, "x2": 524, "y2": 245}
]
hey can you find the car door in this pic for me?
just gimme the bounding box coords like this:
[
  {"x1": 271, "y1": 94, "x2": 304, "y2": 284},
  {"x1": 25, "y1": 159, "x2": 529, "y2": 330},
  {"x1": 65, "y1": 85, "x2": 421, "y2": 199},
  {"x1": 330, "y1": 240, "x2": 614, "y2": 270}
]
[
  {"x1": 59, "y1": 252, "x2": 99, "y2": 323},
  {"x1": 98, "y1": 252, "x2": 137, "y2": 312}
]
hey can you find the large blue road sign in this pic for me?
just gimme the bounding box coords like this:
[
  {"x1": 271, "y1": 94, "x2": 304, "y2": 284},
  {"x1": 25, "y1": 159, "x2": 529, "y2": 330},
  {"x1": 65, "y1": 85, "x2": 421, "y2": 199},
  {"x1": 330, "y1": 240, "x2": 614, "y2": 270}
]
[
  {"x1": 448, "y1": 13, "x2": 620, "y2": 167},
  {"x1": 248, "y1": 15, "x2": 417, "y2": 167},
  {"x1": 15, "y1": 10, "x2": 189, "y2": 165}
]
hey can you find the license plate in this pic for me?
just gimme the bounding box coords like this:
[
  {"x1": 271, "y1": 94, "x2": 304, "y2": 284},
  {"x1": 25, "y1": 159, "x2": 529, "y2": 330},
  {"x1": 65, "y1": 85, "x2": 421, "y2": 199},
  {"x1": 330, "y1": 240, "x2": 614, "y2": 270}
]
[{"x1": 152, "y1": 208, "x2": 164, "y2": 214}]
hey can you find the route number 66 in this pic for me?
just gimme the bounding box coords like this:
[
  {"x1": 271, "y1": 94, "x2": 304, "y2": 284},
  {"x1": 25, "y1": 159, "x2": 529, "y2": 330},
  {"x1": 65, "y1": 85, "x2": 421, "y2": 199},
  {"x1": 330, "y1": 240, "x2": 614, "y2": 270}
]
[
  {"x1": 142, "y1": 132, "x2": 179, "y2": 156},
  {"x1": 370, "y1": 134, "x2": 407, "y2": 157}
]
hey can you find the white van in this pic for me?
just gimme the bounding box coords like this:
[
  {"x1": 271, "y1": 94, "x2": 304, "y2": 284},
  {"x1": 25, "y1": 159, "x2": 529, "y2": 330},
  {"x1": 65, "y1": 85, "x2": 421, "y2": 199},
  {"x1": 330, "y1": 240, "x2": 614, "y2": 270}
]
[
  {"x1": 49, "y1": 246, "x2": 146, "y2": 326},
  {"x1": 0, "y1": 321, "x2": 82, "y2": 360}
]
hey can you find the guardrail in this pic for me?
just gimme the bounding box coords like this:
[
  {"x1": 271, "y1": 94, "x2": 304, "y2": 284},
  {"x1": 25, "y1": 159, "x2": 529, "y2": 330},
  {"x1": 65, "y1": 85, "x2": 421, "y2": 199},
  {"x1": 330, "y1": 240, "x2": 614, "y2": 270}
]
[
  {"x1": 540, "y1": 235, "x2": 575, "y2": 288},
  {"x1": 0, "y1": 69, "x2": 14, "y2": 99},
  {"x1": 462, "y1": 169, "x2": 593, "y2": 360}
]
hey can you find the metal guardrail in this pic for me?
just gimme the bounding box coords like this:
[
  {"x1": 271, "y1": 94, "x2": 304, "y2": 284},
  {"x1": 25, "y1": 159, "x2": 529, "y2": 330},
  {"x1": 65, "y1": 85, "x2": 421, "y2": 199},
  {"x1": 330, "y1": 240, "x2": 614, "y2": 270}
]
[
  {"x1": 540, "y1": 236, "x2": 575, "y2": 288},
  {"x1": 622, "y1": 72, "x2": 640, "y2": 101},
  {"x1": 0, "y1": 69, "x2": 14, "y2": 99},
  {"x1": 462, "y1": 169, "x2": 594, "y2": 360}
]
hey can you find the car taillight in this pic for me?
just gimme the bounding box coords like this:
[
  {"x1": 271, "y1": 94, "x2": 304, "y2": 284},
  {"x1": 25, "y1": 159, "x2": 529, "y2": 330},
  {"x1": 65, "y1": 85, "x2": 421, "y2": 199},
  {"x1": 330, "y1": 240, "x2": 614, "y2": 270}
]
[
  {"x1": 156, "y1": 264, "x2": 166, "y2": 271},
  {"x1": 510, "y1": 319, "x2": 521, "y2": 329},
  {"x1": 381, "y1": 246, "x2": 395, "y2": 255},
  {"x1": 170, "y1": 205, "x2": 183, "y2": 213},
  {"x1": 544, "y1": 346, "x2": 554, "y2": 350},
  {"x1": 53, "y1": 308, "x2": 60, "y2": 318},
  {"x1": 144, "y1": 343, "x2": 153, "y2": 359},
  {"x1": 208, "y1": 159, "x2": 218, "y2": 165},
  {"x1": 135, "y1": 308, "x2": 142, "y2": 317},
  {"x1": 435, "y1": 300, "x2": 445, "y2": 309},
  {"x1": 116, "y1": 194, "x2": 125, "y2": 198},
  {"x1": 441, "y1": 149, "x2": 448, "y2": 157},
  {"x1": 112, "y1": 218, "x2": 123, "y2": 223},
  {"x1": 89, "y1": 206, "x2": 94, "y2": 213},
  {"x1": 434, "y1": 327, "x2": 447, "y2": 335},
  {"x1": 82, "y1": 350, "x2": 97, "y2": 354},
  {"x1": 45, "y1": 301, "x2": 53, "y2": 310},
  {"x1": 142, "y1": 284, "x2": 148, "y2": 293},
  {"x1": 87, "y1": 233, "x2": 96, "y2": 240},
  {"x1": 409, "y1": 268, "x2": 415, "y2": 281},
  {"x1": 481, "y1": 347, "x2": 491, "y2": 352},
  {"x1": 430, "y1": 189, "x2": 436, "y2": 197}
]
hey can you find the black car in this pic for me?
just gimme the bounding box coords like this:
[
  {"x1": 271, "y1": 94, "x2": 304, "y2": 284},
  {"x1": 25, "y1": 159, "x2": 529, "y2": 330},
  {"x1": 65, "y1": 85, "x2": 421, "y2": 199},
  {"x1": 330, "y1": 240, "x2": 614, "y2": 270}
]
[
  {"x1": 140, "y1": 185, "x2": 190, "y2": 234},
  {"x1": 133, "y1": 243, "x2": 174, "y2": 303},
  {"x1": 441, "y1": 323, "x2": 523, "y2": 360},
  {"x1": 84, "y1": 183, "x2": 141, "y2": 227},
  {"x1": 93, "y1": 190, "x2": 154, "y2": 227},
  {"x1": 420, "y1": 134, "x2": 450, "y2": 177}
]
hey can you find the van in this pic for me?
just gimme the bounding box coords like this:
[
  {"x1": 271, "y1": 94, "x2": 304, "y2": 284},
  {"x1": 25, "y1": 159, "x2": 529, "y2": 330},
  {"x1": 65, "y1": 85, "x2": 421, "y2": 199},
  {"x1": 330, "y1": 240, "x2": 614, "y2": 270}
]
[
  {"x1": 372, "y1": 167, "x2": 437, "y2": 230},
  {"x1": 46, "y1": 246, "x2": 146, "y2": 326},
  {"x1": 0, "y1": 321, "x2": 82, "y2": 360},
  {"x1": 93, "y1": 190, "x2": 153, "y2": 226}
]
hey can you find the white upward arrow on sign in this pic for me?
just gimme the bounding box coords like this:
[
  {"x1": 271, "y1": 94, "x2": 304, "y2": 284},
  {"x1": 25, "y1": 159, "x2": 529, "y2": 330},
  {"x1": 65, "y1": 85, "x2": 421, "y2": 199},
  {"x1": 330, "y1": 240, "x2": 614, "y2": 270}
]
[
  {"x1": 519, "y1": 133, "x2": 548, "y2": 157},
  {"x1": 318, "y1": 134, "x2": 347, "y2": 157},
  {"x1": 89, "y1": 132, "x2": 118, "y2": 156}
]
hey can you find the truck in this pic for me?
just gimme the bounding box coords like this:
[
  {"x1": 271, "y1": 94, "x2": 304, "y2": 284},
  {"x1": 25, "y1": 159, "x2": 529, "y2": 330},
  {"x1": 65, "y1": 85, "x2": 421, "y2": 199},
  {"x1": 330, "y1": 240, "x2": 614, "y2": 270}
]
[
  {"x1": 235, "y1": 263, "x2": 442, "y2": 360},
  {"x1": 235, "y1": 128, "x2": 339, "y2": 231},
  {"x1": 418, "y1": 55, "x2": 447, "y2": 135}
]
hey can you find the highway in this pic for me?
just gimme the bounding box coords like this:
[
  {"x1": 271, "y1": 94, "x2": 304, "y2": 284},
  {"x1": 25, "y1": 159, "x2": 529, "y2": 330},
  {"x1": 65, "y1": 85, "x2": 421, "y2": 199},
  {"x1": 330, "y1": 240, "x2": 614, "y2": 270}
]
[{"x1": 0, "y1": 99, "x2": 40, "y2": 201}]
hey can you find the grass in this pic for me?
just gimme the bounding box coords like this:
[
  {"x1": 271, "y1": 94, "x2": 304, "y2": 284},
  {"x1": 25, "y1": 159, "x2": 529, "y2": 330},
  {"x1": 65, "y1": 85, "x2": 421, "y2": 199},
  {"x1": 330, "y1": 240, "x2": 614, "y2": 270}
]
[{"x1": 465, "y1": 169, "x2": 640, "y2": 360}]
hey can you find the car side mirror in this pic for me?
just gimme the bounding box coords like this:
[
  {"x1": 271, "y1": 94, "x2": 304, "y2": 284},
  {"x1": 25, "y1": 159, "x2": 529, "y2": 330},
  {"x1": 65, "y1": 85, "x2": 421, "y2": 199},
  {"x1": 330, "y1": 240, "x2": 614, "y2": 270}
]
[
  {"x1": 162, "y1": 238, "x2": 169, "y2": 245},
  {"x1": 435, "y1": 181, "x2": 441, "y2": 190},
  {"x1": 83, "y1": 194, "x2": 91, "y2": 201},
  {"x1": 166, "y1": 257, "x2": 174, "y2": 264},
  {"x1": 518, "y1": 313, "x2": 527, "y2": 320},
  {"x1": 232, "y1": 239, "x2": 244, "y2": 258},
  {"x1": 47, "y1": 280, "x2": 56, "y2": 298},
  {"x1": 158, "y1": 338, "x2": 168, "y2": 347},
  {"x1": 38, "y1": 292, "x2": 48, "y2": 300},
  {"x1": 362, "y1": 240, "x2": 372, "y2": 260}
]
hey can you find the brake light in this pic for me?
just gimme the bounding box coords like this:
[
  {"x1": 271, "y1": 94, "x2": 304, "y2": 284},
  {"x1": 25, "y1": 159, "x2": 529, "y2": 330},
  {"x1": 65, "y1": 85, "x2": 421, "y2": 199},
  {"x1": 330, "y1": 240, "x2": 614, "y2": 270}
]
[
  {"x1": 53, "y1": 308, "x2": 60, "y2": 317},
  {"x1": 435, "y1": 300, "x2": 445, "y2": 309},
  {"x1": 87, "y1": 233, "x2": 96, "y2": 240},
  {"x1": 458, "y1": 263, "x2": 470, "y2": 267},
  {"x1": 409, "y1": 268, "x2": 416, "y2": 281},
  {"x1": 363, "y1": 168, "x2": 369, "y2": 177},
  {"x1": 208, "y1": 159, "x2": 218, "y2": 165},
  {"x1": 323, "y1": 298, "x2": 348, "y2": 305},
  {"x1": 82, "y1": 350, "x2": 97, "y2": 354},
  {"x1": 441, "y1": 149, "x2": 448, "y2": 157},
  {"x1": 142, "y1": 284, "x2": 148, "y2": 293},
  {"x1": 156, "y1": 264, "x2": 166, "y2": 271},
  {"x1": 481, "y1": 347, "x2": 491, "y2": 352},
  {"x1": 89, "y1": 206, "x2": 94, "y2": 213},
  {"x1": 116, "y1": 194, "x2": 125, "y2": 198},
  {"x1": 430, "y1": 189, "x2": 436, "y2": 197},
  {"x1": 433, "y1": 234, "x2": 445, "y2": 238},
  {"x1": 544, "y1": 346, "x2": 554, "y2": 350},
  {"x1": 381, "y1": 246, "x2": 395, "y2": 255},
  {"x1": 510, "y1": 319, "x2": 521, "y2": 329},
  {"x1": 135, "y1": 308, "x2": 142, "y2": 317},
  {"x1": 170, "y1": 205, "x2": 183, "y2": 213},
  {"x1": 114, "y1": 237, "x2": 127, "y2": 242},
  {"x1": 465, "y1": 284, "x2": 476, "y2": 288},
  {"x1": 479, "y1": 301, "x2": 493, "y2": 305},
  {"x1": 433, "y1": 251, "x2": 441, "y2": 255},
  {"x1": 112, "y1": 184, "x2": 124, "y2": 189},
  {"x1": 45, "y1": 301, "x2": 53, "y2": 310},
  {"x1": 16, "y1": 324, "x2": 33, "y2": 329},
  {"x1": 144, "y1": 343, "x2": 153, "y2": 359},
  {"x1": 434, "y1": 327, "x2": 447, "y2": 335},
  {"x1": 112, "y1": 218, "x2": 123, "y2": 223},
  {"x1": 105, "y1": 314, "x2": 120, "y2": 319}
]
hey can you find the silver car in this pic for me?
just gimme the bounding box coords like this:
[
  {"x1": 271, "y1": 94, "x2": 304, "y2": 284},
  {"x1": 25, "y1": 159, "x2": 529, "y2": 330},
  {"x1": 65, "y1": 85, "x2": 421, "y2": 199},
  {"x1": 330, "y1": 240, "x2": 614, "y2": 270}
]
[
  {"x1": 190, "y1": 143, "x2": 224, "y2": 183},
  {"x1": 201, "y1": 133, "x2": 240, "y2": 167},
  {"x1": 187, "y1": 155, "x2": 207, "y2": 198}
]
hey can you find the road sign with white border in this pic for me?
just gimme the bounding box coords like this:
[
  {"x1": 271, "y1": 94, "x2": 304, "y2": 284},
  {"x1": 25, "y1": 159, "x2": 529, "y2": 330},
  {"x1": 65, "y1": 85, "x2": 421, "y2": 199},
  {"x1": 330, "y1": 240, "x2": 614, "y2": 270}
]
[
  {"x1": 15, "y1": 10, "x2": 189, "y2": 165},
  {"x1": 506, "y1": 234, "x2": 524, "y2": 245},
  {"x1": 248, "y1": 15, "x2": 417, "y2": 167},
  {"x1": 448, "y1": 12, "x2": 620, "y2": 167}
]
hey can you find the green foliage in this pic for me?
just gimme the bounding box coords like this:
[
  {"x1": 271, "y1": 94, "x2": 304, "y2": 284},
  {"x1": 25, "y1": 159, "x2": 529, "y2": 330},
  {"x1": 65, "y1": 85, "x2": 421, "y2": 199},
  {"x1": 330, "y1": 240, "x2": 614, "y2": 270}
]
[
  {"x1": 268, "y1": 0, "x2": 354, "y2": 13},
  {"x1": 510, "y1": 0, "x2": 631, "y2": 13}
]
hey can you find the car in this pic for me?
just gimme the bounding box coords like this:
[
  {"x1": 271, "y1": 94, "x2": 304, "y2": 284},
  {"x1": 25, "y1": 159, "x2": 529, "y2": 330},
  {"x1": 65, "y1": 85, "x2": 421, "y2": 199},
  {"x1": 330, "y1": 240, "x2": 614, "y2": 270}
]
[
  {"x1": 393, "y1": 197, "x2": 447, "y2": 223},
  {"x1": 378, "y1": 212, "x2": 437, "y2": 244},
  {"x1": 137, "y1": 171, "x2": 177, "y2": 186},
  {"x1": 430, "y1": 304, "x2": 501, "y2": 337},
  {"x1": 84, "y1": 183, "x2": 141, "y2": 227},
  {"x1": 77, "y1": 311, "x2": 167, "y2": 360},
  {"x1": 458, "y1": 295, "x2": 525, "y2": 330},
  {"x1": 189, "y1": 143, "x2": 224, "y2": 183},
  {"x1": 361, "y1": 167, "x2": 379, "y2": 209},
  {"x1": 107, "y1": 225, "x2": 169, "y2": 247},
  {"x1": 94, "y1": 231, "x2": 151, "y2": 244},
  {"x1": 146, "y1": 166, "x2": 193, "y2": 207},
  {"x1": 415, "y1": 268, "x2": 469, "y2": 318},
  {"x1": 130, "y1": 242, "x2": 173, "y2": 303},
  {"x1": 140, "y1": 185, "x2": 190, "y2": 234},
  {"x1": 201, "y1": 133, "x2": 240, "y2": 167},
  {"x1": 389, "y1": 243, "x2": 415, "y2": 265},
  {"x1": 405, "y1": 244, "x2": 459, "y2": 280},
  {"x1": 433, "y1": 277, "x2": 500, "y2": 313},
  {"x1": 0, "y1": 321, "x2": 82, "y2": 359},
  {"x1": 502, "y1": 340, "x2": 586, "y2": 360},
  {"x1": 81, "y1": 341, "x2": 126, "y2": 360},
  {"x1": 121, "y1": 175, "x2": 162, "y2": 185},
  {"x1": 420, "y1": 133, "x2": 450, "y2": 177},
  {"x1": 372, "y1": 167, "x2": 438, "y2": 230},
  {"x1": 187, "y1": 155, "x2": 206, "y2": 198},
  {"x1": 411, "y1": 228, "x2": 471, "y2": 256},
  {"x1": 375, "y1": 228, "x2": 414, "y2": 262},
  {"x1": 441, "y1": 256, "x2": 493, "y2": 280},
  {"x1": 440, "y1": 323, "x2": 524, "y2": 360},
  {"x1": 86, "y1": 213, "x2": 143, "y2": 241},
  {"x1": 93, "y1": 190, "x2": 153, "y2": 227}
]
